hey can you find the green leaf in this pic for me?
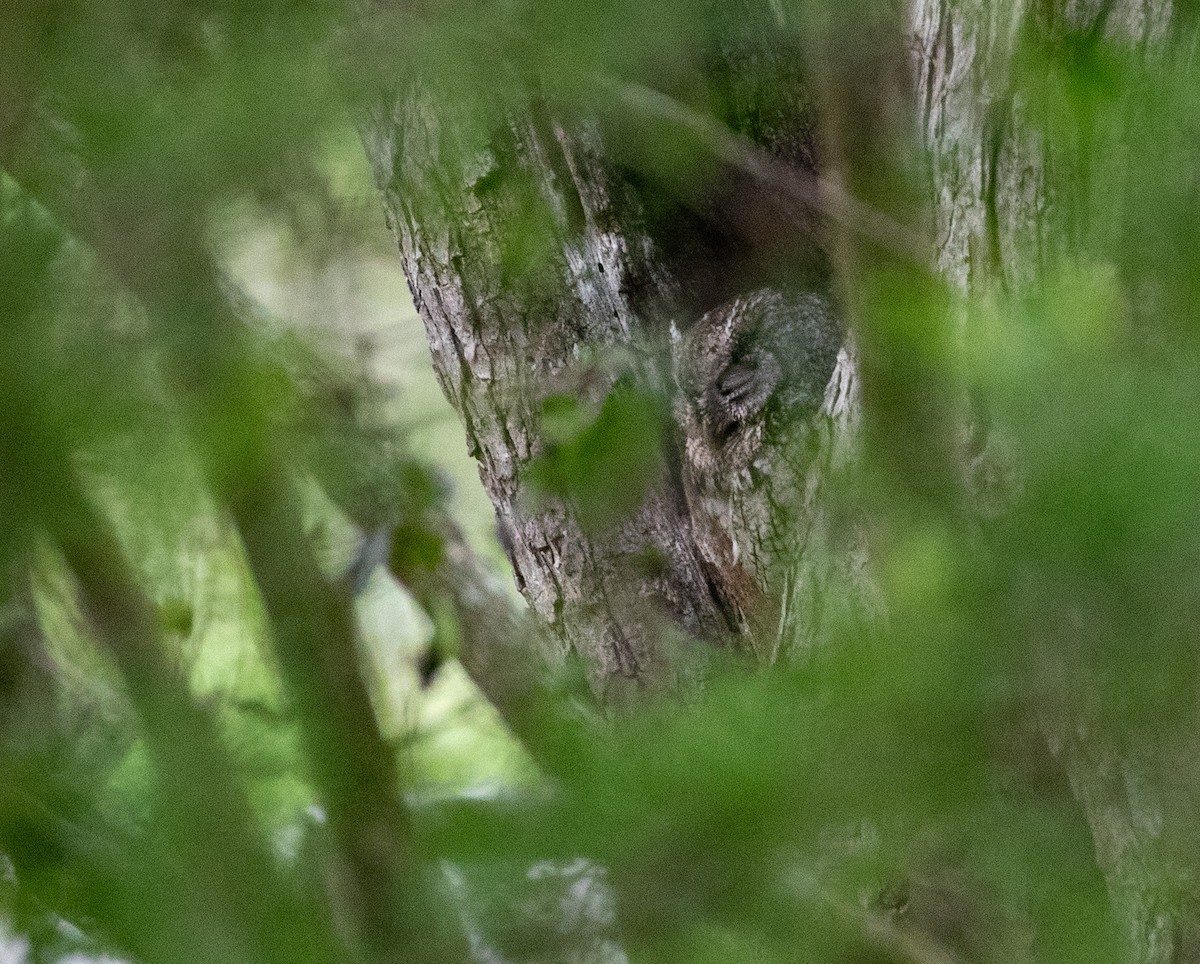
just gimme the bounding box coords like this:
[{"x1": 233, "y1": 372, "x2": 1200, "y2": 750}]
[{"x1": 528, "y1": 384, "x2": 667, "y2": 532}]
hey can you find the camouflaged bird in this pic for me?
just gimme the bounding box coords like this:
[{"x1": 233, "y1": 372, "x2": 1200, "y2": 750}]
[{"x1": 673, "y1": 287, "x2": 843, "y2": 655}]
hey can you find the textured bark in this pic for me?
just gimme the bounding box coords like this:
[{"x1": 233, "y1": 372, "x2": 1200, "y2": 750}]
[
  {"x1": 912, "y1": 3, "x2": 1197, "y2": 961},
  {"x1": 363, "y1": 36, "x2": 853, "y2": 700},
  {"x1": 366, "y1": 92, "x2": 732, "y2": 702},
  {"x1": 368, "y1": 1, "x2": 1194, "y2": 960}
]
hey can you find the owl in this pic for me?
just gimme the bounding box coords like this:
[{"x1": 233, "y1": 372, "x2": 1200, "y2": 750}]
[{"x1": 673, "y1": 287, "x2": 842, "y2": 653}]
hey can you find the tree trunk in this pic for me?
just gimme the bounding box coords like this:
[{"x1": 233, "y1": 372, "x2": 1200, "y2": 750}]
[
  {"x1": 914, "y1": 3, "x2": 1198, "y2": 961},
  {"x1": 363, "y1": 11, "x2": 872, "y2": 701},
  {"x1": 364, "y1": 0, "x2": 1195, "y2": 959},
  {"x1": 366, "y1": 90, "x2": 733, "y2": 703}
]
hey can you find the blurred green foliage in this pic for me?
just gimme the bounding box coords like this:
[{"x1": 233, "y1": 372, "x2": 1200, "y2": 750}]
[
  {"x1": 3, "y1": 0, "x2": 1200, "y2": 963},
  {"x1": 530, "y1": 385, "x2": 668, "y2": 533}
]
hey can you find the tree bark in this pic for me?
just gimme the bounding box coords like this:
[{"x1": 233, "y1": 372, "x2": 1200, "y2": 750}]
[
  {"x1": 366, "y1": 90, "x2": 732, "y2": 703},
  {"x1": 366, "y1": 1, "x2": 1196, "y2": 960},
  {"x1": 363, "y1": 12, "x2": 866, "y2": 700},
  {"x1": 913, "y1": 3, "x2": 1196, "y2": 961}
]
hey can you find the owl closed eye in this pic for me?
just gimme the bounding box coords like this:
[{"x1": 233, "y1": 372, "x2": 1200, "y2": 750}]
[{"x1": 707, "y1": 348, "x2": 783, "y2": 442}]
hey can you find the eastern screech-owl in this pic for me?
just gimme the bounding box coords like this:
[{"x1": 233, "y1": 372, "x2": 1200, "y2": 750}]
[{"x1": 674, "y1": 287, "x2": 842, "y2": 649}]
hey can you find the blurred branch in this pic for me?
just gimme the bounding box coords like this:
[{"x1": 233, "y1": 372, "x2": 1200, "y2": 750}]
[
  {"x1": 310, "y1": 429, "x2": 600, "y2": 771},
  {"x1": 0, "y1": 560, "x2": 57, "y2": 753},
  {"x1": 0, "y1": 406, "x2": 339, "y2": 964},
  {"x1": 386, "y1": 516, "x2": 598, "y2": 769},
  {"x1": 4, "y1": 83, "x2": 591, "y2": 781},
  {"x1": 61, "y1": 503, "x2": 340, "y2": 964},
  {"x1": 605, "y1": 78, "x2": 928, "y2": 265},
  {"x1": 0, "y1": 99, "x2": 465, "y2": 964},
  {"x1": 798, "y1": 4, "x2": 963, "y2": 518}
]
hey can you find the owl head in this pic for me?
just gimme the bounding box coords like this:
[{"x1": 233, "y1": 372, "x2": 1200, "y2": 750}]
[{"x1": 674, "y1": 288, "x2": 841, "y2": 481}]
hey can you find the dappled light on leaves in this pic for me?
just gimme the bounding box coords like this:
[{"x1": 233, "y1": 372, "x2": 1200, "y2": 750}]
[{"x1": 3, "y1": 0, "x2": 1200, "y2": 963}]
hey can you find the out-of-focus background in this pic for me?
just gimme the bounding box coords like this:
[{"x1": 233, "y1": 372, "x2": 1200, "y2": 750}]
[
  {"x1": 217, "y1": 136, "x2": 529, "y2": 793},
  {"x1": 8, "y1": 2, "x2": 1200, "y2": 963}
]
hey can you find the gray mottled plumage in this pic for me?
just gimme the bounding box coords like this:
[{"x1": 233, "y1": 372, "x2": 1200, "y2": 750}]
[{"x1": 674, "y1": 288, "x2": 842, "y2": 649}]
